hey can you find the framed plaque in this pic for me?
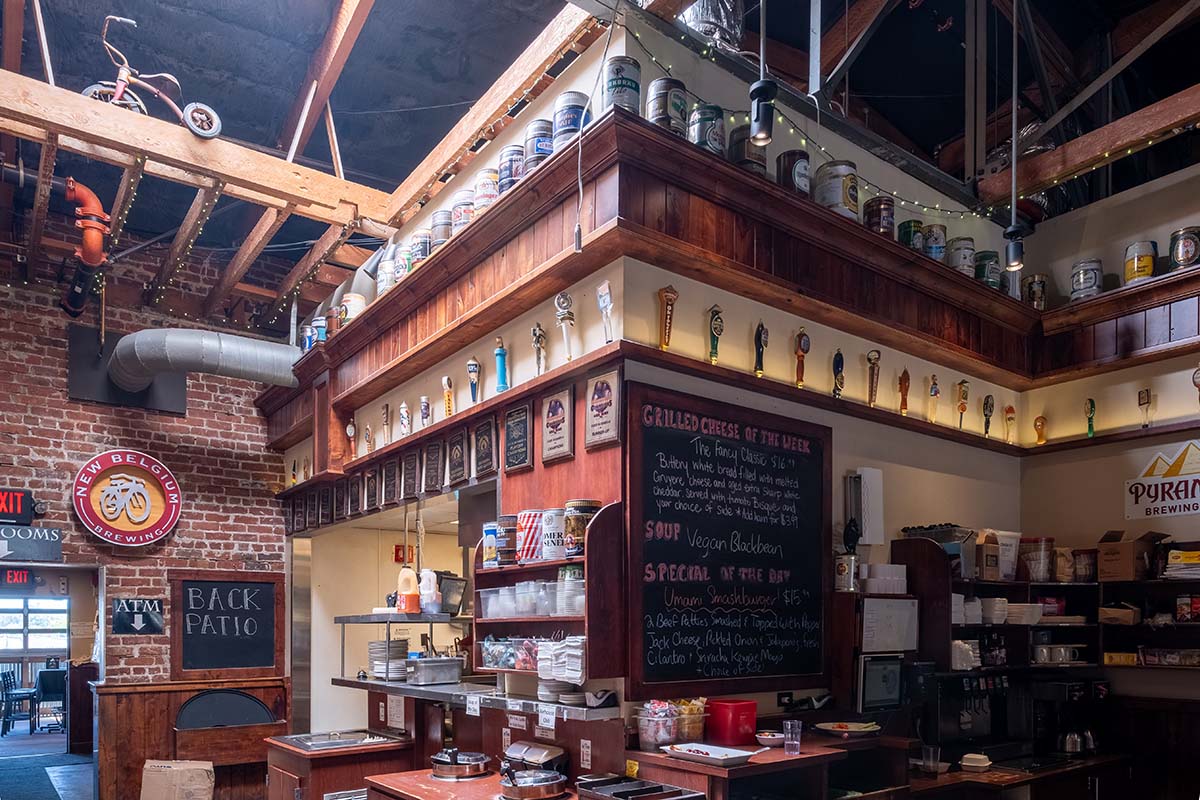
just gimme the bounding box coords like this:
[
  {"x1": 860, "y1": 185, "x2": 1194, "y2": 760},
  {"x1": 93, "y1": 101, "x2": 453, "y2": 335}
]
[
  {"x1": 401, "y1": 451, "x2": 420, "y2": 499},
  {"x1": 334, "y1": 479, "x2": 348, "y2": 520},
  {"x1": 305, "y1": 490, "x2": 319, "y2": 528},
  {"x1": 584, "y1": 368, "x2": 621, "y2": 448},
  {"x1": 282, "y1": 498, "x2": 293, "y2": 535},
  {"x1": 348, "y1": 473, "x2": 362, "y2": 516},
  {"x1": 447, "y1": 429, "x2": 468, "y2": 485},
  {"x1": 382, "y1": 458, "x2": 399, "y2": 505},
  {"x1": 503, "y1": 403, "x2": 532, "y2": 474},
  {"x1": 540, "y1": 386, "x2": 575, "y2": 464},
  {"x1": 364, "y1": 466, "x2": 380, "y2": 512},
  {"x1": 473, "y1": 417, "x2": 497, "y2": 478},
  {"x1": 292, "y1": 496, "x2": 306, "y2": 533},
  {"x1": 423, "y1": 441, "x2": 445, "y2": 494},
  {"x1": 318, "y1": 486, "x2": 333, "y2": 526}
]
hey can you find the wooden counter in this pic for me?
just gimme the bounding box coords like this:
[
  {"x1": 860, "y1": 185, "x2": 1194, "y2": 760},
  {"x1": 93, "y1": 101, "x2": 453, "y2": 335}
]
[
  {"x1": 267, "y1": 735, "x2": 413, "y2": 800},
  {"x1": 909, "y1": 754, "x2": 1130, "y2": 797},
  {"x1": 626, "y1": 744, "x2": 847, "y2": 800},
  {"x1": 366, "y1": 770, "x2": 576, "y2": 800}
]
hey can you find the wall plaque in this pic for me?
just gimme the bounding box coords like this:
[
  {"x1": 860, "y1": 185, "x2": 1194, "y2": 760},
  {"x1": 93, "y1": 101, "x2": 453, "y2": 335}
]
[
  {"x1": 401, "y1": 451, "x2": 420, "y2": 499},
  {"x1": 473, "y1": 418, "x2": 497, "y2": 478},
  {"x1": 71, "y1": 450, "x2": 182, "y2": 547},
  {"x1": 318, "y1": 486, "x2": 333, "y2": 526},
  {"x1": 447, "y1": 429, "x2": 468, "y2": 485},
  {"x1": 348, "y1": 474, "x2": 362, "y2": 515},
  {"x1": 111, "y1": 597, "x2": 165, "y2": 635},
  {"x1": 334, "y1": 479, "x2": 348, "y2": 520},
  {"x1": 585, "y1": 369, "x2": 621, "y2": 448},
  {"x1": 504, "y1": 404, "x2": 532, "y2": 473},
  {"x1": 364, "y1": 467, "x2": 380, "y2": 512},
  {"x1": 541, "y1": 387, "x2": 574, "y2": 464},
  {"x1": 423, "y1": 441, "x2": 445, "y2": 494},
  {"x1": 382, "y1": 459, "x2": 399, "y2": 505}
]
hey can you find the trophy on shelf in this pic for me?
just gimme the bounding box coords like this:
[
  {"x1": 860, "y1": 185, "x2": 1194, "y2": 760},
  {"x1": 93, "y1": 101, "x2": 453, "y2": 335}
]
[
  {"x1": 382, "y1": 404, "x2": 392, "y2": 445},
  {"x1": 1085, "y1": 398, "x2": 1096, "y2": 438},
  {"x1": 955, "y1": 380, "x2": 970, "y2": 430},
  {"x1": 795, "y1": 328, "x2": 811, "y2": 388},
  {"x1": 495, "y1": 336, "x2": 509, "y2": 393},
  {"x1": 531, "y1": 323, "x2": 547, "y2": 376},
  {"x1": 399, "y1": 401, "x2": 412, "y2": 437},
  {"x1": 365, "y1": 424, "x2": 374, "y2": 454},
  {"x1": 832, "y1": 349, "x2": 845, "y2": 399},
  {"x1": 302, "y1": 457, "x2": 311, "y2": 481},
  {"x1": 1138, "y1": 388, "x2": 1151, "y2": 429},
  {"x1": 1004, "y1": 405, "x2": 1016, "y2": 444},
  {"x1": 1034, "y1": 415, "x2": 1048, "y2": 446},
  {"x1": 597, "y1": 280, "x2": 614, "y2": 344},
  {"x1": 467, "y1": 357, "x2": 482, "y2": 404},
  {"x1": 442, "y1": 376, "x2": 454, "y2": 418},
  {"x1": 555, "y1": 291, "x2": 576, "y2": 362},
  {"x1": 707, "y1": 304, "x2": 724, "y2": 365},
  {"x1": 346, "y1": 419, "x2": 357, "y2": 459},
  {"x1": 929, "y1": 375, "x2": 940, "y2": 424},
  {"x1": 754, "y1": 321, "x2": 769, "y2": 378},
  {"x1": 658, "y1": 285, "x2": 679, "y2": 351},
  {"x1": 898, "y1": 367, "x2": 910, "y2": 415},
  {"x1": 866, "y1": 350, "x2": 881, "y2": 408},
  {"x1": 290, "y1": 459, "x2": 297, "y2": 486},
  {"x1": 983, "y1": 395, "x2": 995, "y2": 438},
  {"x1": 420, "y1": 396, "x2": 431, "y2": 429}
]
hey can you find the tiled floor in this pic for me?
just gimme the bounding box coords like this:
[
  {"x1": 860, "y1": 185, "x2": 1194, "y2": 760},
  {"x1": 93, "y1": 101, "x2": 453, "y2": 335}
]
[{"x1": 46, "y1": 764, "x2": 92, "y2": 800}]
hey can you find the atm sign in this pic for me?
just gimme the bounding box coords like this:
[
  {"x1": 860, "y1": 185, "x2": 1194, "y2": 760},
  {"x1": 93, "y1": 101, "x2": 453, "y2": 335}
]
[
  {"x1": 0, "y1": 568, "x2": 34, "y2": 589},
  {"x1": 0, "y1": 490, "x2": 33, "y2": 526}
]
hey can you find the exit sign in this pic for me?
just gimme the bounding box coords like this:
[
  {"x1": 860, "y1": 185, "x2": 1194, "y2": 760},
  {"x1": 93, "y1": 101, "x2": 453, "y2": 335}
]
[
  {"x1": 0, "y1": 490, "x2": 33, "y2": 526},
  {"x1": 0, "y1": 568, "x2": 35, "y2": 589}
]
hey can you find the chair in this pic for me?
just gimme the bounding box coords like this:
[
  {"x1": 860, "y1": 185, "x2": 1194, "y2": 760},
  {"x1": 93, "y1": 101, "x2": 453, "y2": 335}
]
[
  {"x1": 33, "y1": 668, "x2": 65, "y2": 733},
  {"x1": 1, "y1": 672, "x2": 35, "y2": 736}
]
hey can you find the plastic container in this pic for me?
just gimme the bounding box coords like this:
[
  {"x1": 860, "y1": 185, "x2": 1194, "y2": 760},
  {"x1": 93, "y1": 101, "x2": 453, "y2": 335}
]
[
  {"x1": 636, "y1": 714, "x2": 679, "y2": 752},
  {"x1": 397, "y1": 565, "x2": 420, "y2": 614},
  {"x1": 515, "y1": 580, "x2": 539, "y2": 616},
  {"x1": 707, "y1": 699, "x2": 757, "y2": 746},
  {"x1": 478, "y1": 588, "x2": 500, "y2": 619},
  {"x1": 536, "y1": 583, "x2": 554, "y2": 617},
  {"x1": 1018, "y1": 537, "x2": 1055, "y2": 582}
]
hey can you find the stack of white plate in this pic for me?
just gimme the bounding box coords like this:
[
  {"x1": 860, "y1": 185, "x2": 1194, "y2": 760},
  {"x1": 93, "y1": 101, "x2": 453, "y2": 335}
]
[
  {"x1": 558, "y1": 692, "x2": 586, "y2": 707},
  {"x1": 537, "y1": 679, "x2": 574, "y2": 702},
  {"x1": 981, "y1": 598, "x2": 1008, "y2": 624},
  {"x1": 369, "y1": 639, "x2": 408, "y2": 679}
]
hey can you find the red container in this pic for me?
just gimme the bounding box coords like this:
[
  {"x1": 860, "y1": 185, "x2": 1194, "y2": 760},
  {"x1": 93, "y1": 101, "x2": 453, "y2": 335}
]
[{"x1": 706, "y1": 699, "x2": 757, "y2": 746}]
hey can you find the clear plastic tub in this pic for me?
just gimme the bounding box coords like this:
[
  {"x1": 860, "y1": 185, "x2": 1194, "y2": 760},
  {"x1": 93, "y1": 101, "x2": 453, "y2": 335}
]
[
  {"x1": 478, "y1": 588, "x2": 500, "y2": 619},
  {"x1": 1018, "y1": 537, "x2": 1055, "y2": 582},
  {"x1": 495, "y1": 586, "x2": 517, "y2": 619},
  {"x1": 515, "y1": 581, "x2": 539, "y2": 616},
  {"x1": 636, "y1": 714, "x2": 679, "y2": 752}
]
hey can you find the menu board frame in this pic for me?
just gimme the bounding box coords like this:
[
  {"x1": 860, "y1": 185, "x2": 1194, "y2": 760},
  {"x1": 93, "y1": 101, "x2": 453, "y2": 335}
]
[{"x1": 625, "y1": 381, "x2": 832, "y2": 699}]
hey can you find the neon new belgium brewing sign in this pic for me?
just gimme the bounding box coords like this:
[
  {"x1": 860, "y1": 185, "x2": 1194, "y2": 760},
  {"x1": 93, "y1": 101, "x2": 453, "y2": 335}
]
[{"x1": 72, "y1": 450, "x2": 183, "y2": 546}]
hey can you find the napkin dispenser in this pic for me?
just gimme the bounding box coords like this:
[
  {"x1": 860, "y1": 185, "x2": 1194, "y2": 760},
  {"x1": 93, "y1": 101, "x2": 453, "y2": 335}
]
[{"x1": 504, "y1": 741, "x2": 568, "y2": 773}]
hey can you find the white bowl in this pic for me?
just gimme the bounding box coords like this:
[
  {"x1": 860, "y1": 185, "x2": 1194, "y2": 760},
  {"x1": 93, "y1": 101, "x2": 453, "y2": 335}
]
[
  {"x1": 961, "y1": 762, "x2": 991, "y2": 773},
  {"x1": 755, "y1": 732, "x2": 785, "y2": 747}
]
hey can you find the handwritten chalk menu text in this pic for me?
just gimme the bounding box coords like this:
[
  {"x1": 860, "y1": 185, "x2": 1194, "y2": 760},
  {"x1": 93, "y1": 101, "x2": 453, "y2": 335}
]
[
  {"x1": 627, "y1": 383, "x2": 831, "y2": 698},
  {"x1": 173, "y1": 573, "x2": 282, "y2": 676}
]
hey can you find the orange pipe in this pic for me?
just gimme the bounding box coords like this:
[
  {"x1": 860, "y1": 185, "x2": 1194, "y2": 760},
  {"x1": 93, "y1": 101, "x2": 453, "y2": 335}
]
[{"x1": 64, "y1": 177, "x2": 110, "y2": 267}]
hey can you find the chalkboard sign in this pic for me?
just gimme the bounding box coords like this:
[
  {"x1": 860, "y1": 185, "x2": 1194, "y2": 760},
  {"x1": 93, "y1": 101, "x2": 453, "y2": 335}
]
[
  {"x1": 626, "y1": 383, "x2": 831, "y2": 699},
  {"x1": 170, "y1": 570, "x2": 285, "y2": 679}
]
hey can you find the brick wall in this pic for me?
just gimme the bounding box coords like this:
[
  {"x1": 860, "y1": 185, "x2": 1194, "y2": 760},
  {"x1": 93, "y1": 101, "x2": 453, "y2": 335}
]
[{"x1": 0, "y1": 213, "x2": 290, "y2": 683}]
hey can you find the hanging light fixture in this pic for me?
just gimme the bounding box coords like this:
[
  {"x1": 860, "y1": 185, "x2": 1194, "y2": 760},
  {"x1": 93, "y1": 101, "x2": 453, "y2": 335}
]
[
  {"x1": 1003, "y1": 0, "x2": 1024, "y2": 271},
  {"x1": 750, "y1": 0, "x2": 777, "y2": 145}
]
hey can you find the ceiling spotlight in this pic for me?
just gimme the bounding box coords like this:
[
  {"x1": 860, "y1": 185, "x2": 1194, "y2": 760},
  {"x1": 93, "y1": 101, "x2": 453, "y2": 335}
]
[
  {"x1": 1005, "y1": 235, "x2": 1024, "y2": 272},
  {"x1": 750, "y1": 79, "x2": 777, "y2": 146}
]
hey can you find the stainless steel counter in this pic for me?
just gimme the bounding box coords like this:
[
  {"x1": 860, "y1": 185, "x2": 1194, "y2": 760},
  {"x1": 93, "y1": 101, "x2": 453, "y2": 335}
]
[{"x1": 329, "y1": 676, "x2": 622, "y2": 721}]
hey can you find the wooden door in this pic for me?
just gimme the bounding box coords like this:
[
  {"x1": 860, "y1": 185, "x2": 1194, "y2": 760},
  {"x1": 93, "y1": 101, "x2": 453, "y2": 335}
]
[{"x1": 267, "y1": 765, "x2": 301, "y2": 800}]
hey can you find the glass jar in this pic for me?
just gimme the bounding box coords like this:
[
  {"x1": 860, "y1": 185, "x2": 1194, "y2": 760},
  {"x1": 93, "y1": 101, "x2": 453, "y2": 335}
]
[{"x1": 564, "y1": 499, "x2": 600, "y2": 558}]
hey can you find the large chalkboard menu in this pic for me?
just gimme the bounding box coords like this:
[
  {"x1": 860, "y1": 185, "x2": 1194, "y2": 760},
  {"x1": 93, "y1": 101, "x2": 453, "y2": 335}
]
[
  {"x1": 169, "y1": 570, "x2": 285, "y2": 680},
  {"x1": 626, "y1": 383, "x2": 831, "y2": 699}
]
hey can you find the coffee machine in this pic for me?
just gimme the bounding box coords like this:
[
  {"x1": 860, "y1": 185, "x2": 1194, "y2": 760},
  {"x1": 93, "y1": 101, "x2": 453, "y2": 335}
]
[
  {"x1": 924, "y1": 674, "x2": 1028, "y2": 762},
  {"x1": 1023, "y1": 679, "x2": 1106, "y2": 756}
]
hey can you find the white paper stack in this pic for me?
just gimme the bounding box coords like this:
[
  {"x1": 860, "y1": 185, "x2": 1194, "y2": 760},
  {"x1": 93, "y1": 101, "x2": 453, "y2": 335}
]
[
  {"x1": 963, "y1": 598, "x2": 983, "y2": 624},
  {"x1": 537, "y1": 642, "x2": 554, "y2": 680},
  {"x1": 558, "y1": 636, "x2": 586, "y2": 684},
  {"x1": 1006, "y1": 603, "x2": 1043, "y2": 624},
  {"x1": 981, "y1": 597, "x2": 1009, "y2": 624},
  {"x1": 951, "y1": 593, "x2": 966, "y2": 625}
]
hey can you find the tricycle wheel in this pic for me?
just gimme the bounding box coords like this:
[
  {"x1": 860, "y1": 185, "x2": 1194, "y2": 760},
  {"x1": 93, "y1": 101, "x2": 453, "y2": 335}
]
[{"x1": 183, "y1": 102, "x2": 221, "y2": 139}]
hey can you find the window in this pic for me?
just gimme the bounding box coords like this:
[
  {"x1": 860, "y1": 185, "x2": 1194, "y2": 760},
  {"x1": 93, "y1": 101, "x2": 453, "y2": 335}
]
[{"x1": 0, "y1": 598, "x2": 68, "y2": 652}]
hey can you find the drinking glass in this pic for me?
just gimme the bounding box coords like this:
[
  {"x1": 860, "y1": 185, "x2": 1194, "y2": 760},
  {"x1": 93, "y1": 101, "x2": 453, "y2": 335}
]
[
  {"x1": 783, "y1": 719, "x2": 802, "y2": 755},
  {"x1": 922, "y1": 744, "x2": 941, "y2": 774}
]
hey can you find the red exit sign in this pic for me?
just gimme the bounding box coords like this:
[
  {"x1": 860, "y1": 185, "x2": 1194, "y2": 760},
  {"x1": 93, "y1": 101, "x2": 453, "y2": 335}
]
[
  {"x1": 0, "y1": 490, "x2": 33, "y2": 525},
  {"x1": 0, "y1": 568, "x2": 34, "y2": 588}
]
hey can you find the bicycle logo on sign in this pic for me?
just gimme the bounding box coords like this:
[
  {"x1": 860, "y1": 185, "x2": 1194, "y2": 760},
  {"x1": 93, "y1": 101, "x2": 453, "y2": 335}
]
[{"x1": 98, "y1": 473, "x2": 152, "y2": 524}]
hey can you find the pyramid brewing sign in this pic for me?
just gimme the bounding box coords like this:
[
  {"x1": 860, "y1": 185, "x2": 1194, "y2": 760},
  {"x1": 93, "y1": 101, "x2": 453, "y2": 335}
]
[{"x1": 1125, "y1": 441, "x2": 1200, "y2": 520}]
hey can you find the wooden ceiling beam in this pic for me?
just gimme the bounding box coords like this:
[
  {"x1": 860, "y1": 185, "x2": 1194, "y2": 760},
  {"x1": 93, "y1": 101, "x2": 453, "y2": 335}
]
[
  {"x1": 380, "y1": 5, "x2": 601, "y2": 225},
  {"x1": 977, "y1": 82, "x2": 1200, "y2": 204},
  {"x1": 23, "y1": 134, "x2": 57, "y2": 279},
  {"x1": 265, "y1": 219, "x2": 355, "y2": 321},
  {"x1": 0, "y1": 71, "x2": 389, "y2": 219},
  {"x1": 821, "y1": 0, "x2": 899, "y2": 84},
  {"x1": 147, "y1": 181, "x2": 223, "y2": 305},
  {"x1": 328, "y1": 242, "x2": 372, "y2": 268},
  {"x1": 203, "y1": 204, "x2": 293, "y2": 317},
  {"x1": 107, "y1": 157, "x2": 145, "y2": 248},
  {"x1": 640, "y1": 0, "x2": 695, "y2": 19},
  {"x1": 0, "y1": 0, "x2": 24, "y2": 237}
]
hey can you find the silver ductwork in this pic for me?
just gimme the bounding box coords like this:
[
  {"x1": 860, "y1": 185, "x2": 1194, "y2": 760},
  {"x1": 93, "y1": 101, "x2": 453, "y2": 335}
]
[
  {"x1": 303, "y1": 246, "x2": 384, "y2": 328},
  {"x1": 109, "y1": 328, "x2": 301, "y2": 393}
]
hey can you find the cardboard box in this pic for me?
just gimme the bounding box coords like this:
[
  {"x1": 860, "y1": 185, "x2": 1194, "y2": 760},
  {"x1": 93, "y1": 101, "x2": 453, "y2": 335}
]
[
  {"x1": 976, "y1": 533, "x2": 1001, "y2": 581},
  {"x1": 1098, "y1": 603, "x2": 1142, "y2": 626},
  {"x1": 140, "y1": 760, "x2": 214, "y2": 800},
  {"x1": 1096, "y1": 530, "x2": 1167, "y2": 581},
  {"x1": 1103, "y1": 651, "x2": 1138, "y2": 666}
]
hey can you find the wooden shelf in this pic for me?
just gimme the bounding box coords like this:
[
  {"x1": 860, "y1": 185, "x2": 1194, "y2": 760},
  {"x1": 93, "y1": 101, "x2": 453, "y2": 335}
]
[
  {"x1": 1025, "y1": 419, "x2": 1200, "y2": 456},
  {"x1": 1042, "y1": 266, "x2": 1200, "y2": 335},
  {"x1": 333, "y1": 613, "x2": 454, "y2": 624},
  {"x1": 1104, "y1": 663, "x2": 1200, "y2": 671},
  {"x1": 477, "y1": 558, "x2": 586, "y2": 576}
]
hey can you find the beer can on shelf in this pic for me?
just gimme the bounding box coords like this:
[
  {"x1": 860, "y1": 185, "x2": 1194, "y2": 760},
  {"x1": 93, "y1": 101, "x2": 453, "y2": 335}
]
[
  {"x1": 974, "y1": 250, "x2": 1002, "y2": 289},
  {"x1": 524, "y1": 119, "x2": 553, "y2": 172},
  {"x1": 451, "y1": 189, "x2": 475, "y2": 234},
  {"x1": 688, "y1": 104, "x2": 726, "y2": 157},
  {"x1": 1124, "y1": 240, "x2": 1157, "y2": 285},
  {"x1": 300, "y1": 325, "x2": 316, "y2": 353},
  {"x1": 1171, "y1": 227, "x2": 1200, "y2": 272},
  {"x1": 602, "y1": 55, "x2": 641, "y2": 114},
  {"x1": 946, "y1": 236, "x2": 976, "y2": 276},
  {"x1": 727, "y1": 124, "x2": 767, "y2": 176},
  {"x1": 863, "y1": 196, "x2": 895, "y2": 238},
  {"x1": 553, "y1": 91, "x2": 591, "y2": 152},
  {"x1": 812, "y1": 160, "x2": 859, "y2": 220},
  {"x1": 646, "y1": 77, "x2": 687, "y2": 136},
  {"x1": 498, "y1": 144, "x2": 525, "y2": 194},
  {"x1": 473, "y1": 168, "x2": 499, "y2": 212},
  {"x1": 1021, "y1": 274, "x2": 1048, "y2": 310},
  {"x1": 776, "y1": 149, "x2": 810, "y2": 197},
  {"x1": 897, "y1": 220, "x2": 924, "y2": 251},
  {"x1": 1070, "y1": 258, "x2": 1104, "y2": 301},
  {"x1": 541, "y1": 508, "x2": 567, "y2": 560},
  {"x1": 430, "y1": 212, "x2": 452, "y2": 248},
  {"x1": 516, "y1": 509, "x2": 544, "y2": 562},
  {"x1": 922, "y1": 224, "x2": 946, "y2": 262}
]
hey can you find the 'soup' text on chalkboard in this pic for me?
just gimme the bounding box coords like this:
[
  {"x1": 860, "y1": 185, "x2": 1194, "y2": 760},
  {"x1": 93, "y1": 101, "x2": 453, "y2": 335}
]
[
  {"x1": 179, "y1": 578, "x2": 277, "y2": 672},
  {"x1": 627, "y1": 383, "x2": 831, "y2": 698}
]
